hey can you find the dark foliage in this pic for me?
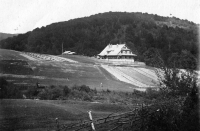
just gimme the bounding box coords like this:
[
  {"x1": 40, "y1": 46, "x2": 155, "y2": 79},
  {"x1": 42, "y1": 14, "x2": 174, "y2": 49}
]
[
  {"x1": 63, "y1": 85, "x2": 71, "y2": 96},
  {"x1": 0, "y1": 77, "x2": 8, "y2": 98},
  {"x1": 139, "y1": 52, "x2": 199, "y2": 131},
  {"x1": 139, "y1": 83, "x2": 199, "y2": 131},
  {"x1": 0, "y1": 12, "x2": 198, "y2": 69},
  {"x1": 140, "y1": 101, "x2": 181, "y2": 131},
  {"x1": 179, "y1": 84, "x2": 199, "y2": 131},
  {"x1": 26, "y1": 86, "x2": 39, "y2": 98},
  {"x1": 71, "y1": 84, "x2": 91, "y2": 93},
  {"x1": 0, "y1": 77, "x2": 22, "y2": 99}
]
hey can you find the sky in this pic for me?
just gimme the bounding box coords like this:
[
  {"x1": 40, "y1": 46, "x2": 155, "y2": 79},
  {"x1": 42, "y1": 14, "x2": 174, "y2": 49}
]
[{"x1": 0, "y1": 0, "x2": 199, "y2": 34}]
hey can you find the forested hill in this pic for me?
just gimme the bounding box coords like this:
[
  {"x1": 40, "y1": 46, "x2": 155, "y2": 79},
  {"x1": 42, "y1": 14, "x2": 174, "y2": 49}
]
[
  {"x1": 0, "y1": 12, "x2": 198, "y2": 68},
  {"x1": 0, "y1": 33, "x2": 17, "y2": 41}
]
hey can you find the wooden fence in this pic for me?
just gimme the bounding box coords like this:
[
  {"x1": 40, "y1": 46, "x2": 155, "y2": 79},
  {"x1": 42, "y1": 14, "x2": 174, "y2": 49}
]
[{"x1": 54, "y1": 103, "x2": 160, "y2": 131}]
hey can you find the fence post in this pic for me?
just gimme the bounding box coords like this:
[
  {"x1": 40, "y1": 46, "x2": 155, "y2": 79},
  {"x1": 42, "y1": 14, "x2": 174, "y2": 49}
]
[
  {"x1": 141, "y1": 103, "x2": 144, "y2": 131},
  {"x1": 88, "y1": 111, "x2": 96, "y2": 131},
  {"x1": 55, "y1": 118, "x2": 60, "y2": 131}
]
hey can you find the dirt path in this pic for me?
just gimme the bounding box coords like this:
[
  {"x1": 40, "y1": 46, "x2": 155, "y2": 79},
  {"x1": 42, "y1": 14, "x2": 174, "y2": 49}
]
[{"x1": 94, "y1": 65, "x2": 110, "y2": 80}]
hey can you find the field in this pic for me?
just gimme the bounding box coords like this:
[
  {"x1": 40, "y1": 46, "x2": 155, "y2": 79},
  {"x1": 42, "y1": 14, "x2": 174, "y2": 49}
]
[
  {"x1": 0, "y1": 49, "x2": 138, "y2": 92},
  {"x1": 0, "y1": 49, "x2": 160, "y2": 92},
  {"x1": 0, "y1": 49, "x2": 160, "y2": 130},
  {"x1": 0, "y1": 99, "x2": 129, "y2": 131}
]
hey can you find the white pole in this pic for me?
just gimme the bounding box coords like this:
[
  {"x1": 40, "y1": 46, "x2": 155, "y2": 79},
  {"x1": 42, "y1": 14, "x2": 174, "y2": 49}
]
[{"x1": 88, "y1": 111, "x2": 96, "y2": 131}]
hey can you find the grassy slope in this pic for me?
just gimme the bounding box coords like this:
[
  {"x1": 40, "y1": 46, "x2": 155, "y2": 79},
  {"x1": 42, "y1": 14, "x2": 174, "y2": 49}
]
[
  {"x1": 0, "y1": 49, "x2": 159, "y2": 91},
  {"x1": 0, "y1": 49, "x2": 135, "y2": 92},
  {"x1": 0, "y1": 49, "x2": 28, "y2": 60},
  {"x1": 0, "y1": 99, "x2": 129, "y2": 131}
]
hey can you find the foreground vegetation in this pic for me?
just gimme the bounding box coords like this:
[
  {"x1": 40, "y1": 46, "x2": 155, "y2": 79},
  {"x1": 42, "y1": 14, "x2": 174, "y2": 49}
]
[{"x1": 0, "y1": 68, "x2": 199, "y2": 131}]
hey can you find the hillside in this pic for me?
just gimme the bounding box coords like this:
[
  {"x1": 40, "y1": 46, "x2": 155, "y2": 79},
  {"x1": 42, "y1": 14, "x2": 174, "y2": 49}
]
[
  {"x1": 0, "y1": 48, "x2": 162, "y2": 91},
  {"x1": 0, "y1": 12, "x2": 198, "y2": 69},
  {"x1": 0, "y1": 49, "x2": 138, "y2": 92},
  {"x1": 0, "y1": 32, "x2": 17, "y2": 41}
]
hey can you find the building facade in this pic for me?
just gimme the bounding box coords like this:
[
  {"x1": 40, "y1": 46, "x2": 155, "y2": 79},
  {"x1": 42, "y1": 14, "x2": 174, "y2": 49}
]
[{"x1": 98, "y1": 44, "x2": 137, "y2": 61}]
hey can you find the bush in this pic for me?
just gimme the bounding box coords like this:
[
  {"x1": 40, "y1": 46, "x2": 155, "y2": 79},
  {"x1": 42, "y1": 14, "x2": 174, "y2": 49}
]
[
  {"x1": 145, "y1": 88, "x2": 161, "y2": 100},
  {"x1": 37, "y1": 88, "x2": 50, "y2": 100},
  {"x1": 50, "y1": 87, "x2": 62, "y2": 100},
  {"x1": 63, "y1": 86, "x2": 71, "y2": 96},
  {"x1": 7, "y1": 86, "x2": 22, "y2": 99},
  {"x1": 83, "y1": 93, "x2": 92, "y2": 102},
  {"x1": 179, "y1": 84, "x2": 199, "y2": 131},
  {"x1": 72, "y1": 85, "x2": 91, "y2": 93},
  {"x1": 106, "y1": 89, "x2": 111, "y2": 93},
  {"x1": 0, "y1": 77, "x2": 8, "y2": 98},
  {"x1": 26, "y1": 86, "x2": 39, "y2": 98},
  {"x1": 132, "y1": 89, "x2": 145, "y2": 97},
  {"x1": 0, "y1": 77, "x2": 22, "y2": 99},
  {"x1": 80, "y1": 85, "x2": 91, "y2": 93}
]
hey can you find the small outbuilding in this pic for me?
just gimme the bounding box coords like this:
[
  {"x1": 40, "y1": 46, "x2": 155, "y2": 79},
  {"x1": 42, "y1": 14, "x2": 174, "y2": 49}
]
[{"x1": 62, "y1": 51, "x2": 76, "y2": 55}]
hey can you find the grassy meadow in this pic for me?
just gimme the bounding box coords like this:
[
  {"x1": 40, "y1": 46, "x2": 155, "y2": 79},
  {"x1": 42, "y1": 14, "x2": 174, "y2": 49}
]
[
  {"x1": 0, "y1": 49, "x2": 136, "y2": 92},
  {"x1": 0, "y1": 99, "x2": 130, "y2": 130}
]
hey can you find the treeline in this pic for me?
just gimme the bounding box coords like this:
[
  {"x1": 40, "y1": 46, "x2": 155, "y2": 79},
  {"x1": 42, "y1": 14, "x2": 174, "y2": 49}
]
[{"x1": 0, "y1": 12, "x2": 198, "y2": 68}]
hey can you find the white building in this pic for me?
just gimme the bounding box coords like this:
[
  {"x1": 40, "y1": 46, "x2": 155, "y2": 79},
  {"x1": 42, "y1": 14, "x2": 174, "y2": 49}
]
[{"x1": 98, "y1": 44, "x2": 137, "y2": 62}]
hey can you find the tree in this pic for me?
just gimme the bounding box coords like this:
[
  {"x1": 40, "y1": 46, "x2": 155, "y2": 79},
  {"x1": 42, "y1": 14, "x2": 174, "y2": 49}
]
[
  {"x1": 143, "y1": 48, "x2": 164, "y2": 67},
  {"x1": 138, "y1": 53, "x2": 199, "y2": 130},
  {"x1": 0, "y1": 77, "x2": 8, "y2": 98}
]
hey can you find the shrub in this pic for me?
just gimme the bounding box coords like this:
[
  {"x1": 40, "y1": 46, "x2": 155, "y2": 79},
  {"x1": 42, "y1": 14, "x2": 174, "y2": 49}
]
[
  {"x1": 145, "y1": 88, "x2": 160, "y2": 100},
  {"x1": 179, "y1": 84, "x2": 199, "y2": 131},
  {"x1": 63, "y1": 86, "x2": 71, "y2": 96},
  {"x1": 0, "y1": 77, "x2": 8, "y2": 98},
  {"x1": 132, "y1": 89, "x2": 145, "y2": 97},
  {"x1": 26, "y1": 86, "x2": 39, "y2": 98},
  {"x1": 80, "y1": 85, "x2": 91, "y2": 93},
  {"x1": 50, "y1": 85, "x2": 56, "y2": 89},
  {"x1": 0, "y1": 77, "x2": 22, "y2": 99},
  {"x1": 106, "y1": 89, "x2": 111, "y2": 93},
  {"x1": 130, "y1": 99, "x2": 181, "y2": 131},
  {"x1": 50, "y1": 87, "x2": 62, "y2": 100},
  {"x1": 7, "y1": 86, "x2": 22, "y2": 99},
  {"x1": 83, "y1": 93, "x2": 92, "y2": 101},
  {"x1": 93, "y1": 88, "x2": 97, "y2": 94},
  {"x1": 37, "y1": 88, "x2": 50, "y2": 100},
  {"x1": 72, "y1": 85, "x2": 91, "y2": 93}
]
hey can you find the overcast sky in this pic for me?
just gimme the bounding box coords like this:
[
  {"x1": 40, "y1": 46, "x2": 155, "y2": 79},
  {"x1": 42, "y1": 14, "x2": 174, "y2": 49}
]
[{"x1": 0, "y1": 0, "x2": 199, "y2": 34}]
